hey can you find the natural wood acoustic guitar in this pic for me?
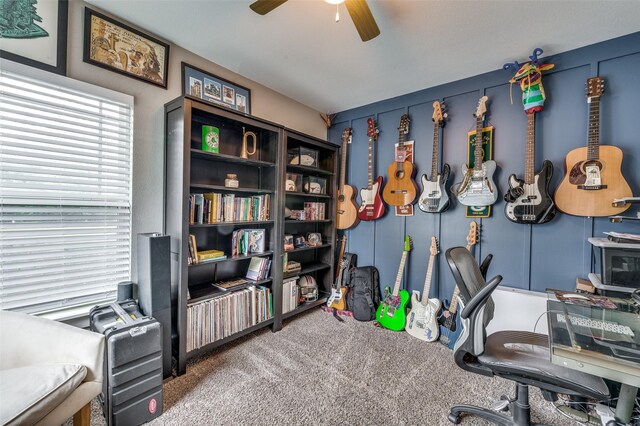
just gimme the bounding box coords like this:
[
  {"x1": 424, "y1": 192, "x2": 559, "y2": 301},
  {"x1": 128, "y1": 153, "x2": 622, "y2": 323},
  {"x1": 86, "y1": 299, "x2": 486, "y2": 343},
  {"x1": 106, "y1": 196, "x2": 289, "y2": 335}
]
[
  {"x1": 336, "y1": 128, "x2": 360, "y2": 229},
  {"x1": 554, "y1": 77, "x2": 632, "y2": 217},
  {"x1": 382, "y1": 114, "x2": 418, "y2": 206}
]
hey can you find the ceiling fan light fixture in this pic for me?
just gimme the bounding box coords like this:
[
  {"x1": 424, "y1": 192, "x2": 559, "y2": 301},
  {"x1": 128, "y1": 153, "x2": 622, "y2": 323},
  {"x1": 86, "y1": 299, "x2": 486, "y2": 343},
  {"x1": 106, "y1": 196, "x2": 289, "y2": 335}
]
[{"x1": 324, "y1": 0, "x2": 344, "y2": 4}]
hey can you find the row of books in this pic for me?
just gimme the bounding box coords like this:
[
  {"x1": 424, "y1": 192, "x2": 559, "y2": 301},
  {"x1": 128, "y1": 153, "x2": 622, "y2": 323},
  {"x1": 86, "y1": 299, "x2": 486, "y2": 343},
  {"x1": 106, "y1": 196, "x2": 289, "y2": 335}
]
[
  {"x1": 186, "y1": 285, "x2": 273, "y2": 351},
  {"x1": 187, "y1": 234, "x2": 226, "y2": 265},
  {"x1": 282, "y1": 276, "x2": 299, "y2": 314},
  {"x1": 246, "y1": 257, "x2": 271, "y2": 281},
  {"x1": 189, "y1": 193, "x2": 270, "y2": 224},
  {"x1": 303, "y1": 202, "x2": 325, "y2": 221}
]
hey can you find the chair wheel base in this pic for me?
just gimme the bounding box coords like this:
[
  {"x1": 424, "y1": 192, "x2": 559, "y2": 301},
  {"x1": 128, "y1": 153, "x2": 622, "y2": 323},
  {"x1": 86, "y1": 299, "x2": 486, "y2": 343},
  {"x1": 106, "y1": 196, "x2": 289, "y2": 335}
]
[{"x1": 448, "y1": 413, "x2": 462, "y2": 424}]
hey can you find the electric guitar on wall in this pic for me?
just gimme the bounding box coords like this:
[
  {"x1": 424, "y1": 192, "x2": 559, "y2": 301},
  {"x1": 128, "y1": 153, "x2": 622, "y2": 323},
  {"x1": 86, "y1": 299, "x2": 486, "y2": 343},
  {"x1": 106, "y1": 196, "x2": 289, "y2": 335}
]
[
  {"x1": 554, "y1": 77, "x2": 632, "y2": 217},
  {"x1": 382, "y1": 114, "x2": 418, "y2": 206},
  {"x1": 405, "y1": 237, "x2": 442, "y2": 342},
  {"x1": 327, "y1": 259, "x2": 348, "y2": 311},
  {"x1": 376, "y1": 235, "x2": 412, "y2": 331},
  {"x1": 504, "y1": 109, "x2": 556, "y2": 224},
  {"x1": 336, "y1": 128, "x2": 360, "y2": 229},
  {"x1": 418, "y1": 101, "x2": 451, "y2": 213},
  {"x1": 438, "y1": 222, "x2": 478, "y2": 350},
  {"x1": 454, "y1": 96, "x2": 498, "y2": 207},
  {"x1": 358, "y1": 117, "x2": 385, "y2": 221}
]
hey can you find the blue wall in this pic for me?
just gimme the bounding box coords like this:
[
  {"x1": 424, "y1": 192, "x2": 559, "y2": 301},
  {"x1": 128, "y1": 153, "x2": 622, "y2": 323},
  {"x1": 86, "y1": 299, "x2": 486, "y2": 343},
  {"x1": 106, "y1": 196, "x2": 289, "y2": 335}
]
[{"x1": 329, "y1": 32, "x2": 640, "y2": 301}]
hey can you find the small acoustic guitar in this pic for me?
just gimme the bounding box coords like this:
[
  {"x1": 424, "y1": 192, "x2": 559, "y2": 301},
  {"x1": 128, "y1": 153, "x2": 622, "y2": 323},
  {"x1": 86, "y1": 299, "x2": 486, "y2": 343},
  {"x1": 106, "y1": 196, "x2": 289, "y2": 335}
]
[
  {"x1": 382, "y1": 114, "x2": 418, "y2": 206},
  {"x1": 336, "y1": 128, "x2": 360, "y2": 229},
  {"x1": 554, "y1": 77, "x2": 632, "y2": 217}
]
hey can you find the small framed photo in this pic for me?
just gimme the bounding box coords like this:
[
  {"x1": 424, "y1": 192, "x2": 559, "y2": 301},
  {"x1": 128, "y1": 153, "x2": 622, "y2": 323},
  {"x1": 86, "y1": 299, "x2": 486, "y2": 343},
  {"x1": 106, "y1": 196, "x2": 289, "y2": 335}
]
[
  {"x1": 182, "y1": 62, "x2": 251, "y2": 114},
  {"x1": 83, "y1": 8, "x2": 169, "y2": 88},
  {"x1": 285, "y1": 173, "x2": 302, "y2": 192},
  {"x1": 303, "y1": 176, "x2": 327, "y2": 195},
  {"x1": 293, "y1": 235, "x2": 307, "y2": 249},
  {"x1": 284, "y1": 235, "x2": 294, "y2": 251},
  {"x1": 306, "y1": 233, "x2": 322, "y2": 247}
]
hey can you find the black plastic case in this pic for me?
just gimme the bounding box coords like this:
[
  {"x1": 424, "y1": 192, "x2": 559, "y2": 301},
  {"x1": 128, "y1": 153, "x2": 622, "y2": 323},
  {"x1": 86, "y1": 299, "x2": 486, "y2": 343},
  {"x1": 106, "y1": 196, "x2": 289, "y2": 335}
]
[{"x1": 90, "y1": 300, "x2": 163, "y2": 425}]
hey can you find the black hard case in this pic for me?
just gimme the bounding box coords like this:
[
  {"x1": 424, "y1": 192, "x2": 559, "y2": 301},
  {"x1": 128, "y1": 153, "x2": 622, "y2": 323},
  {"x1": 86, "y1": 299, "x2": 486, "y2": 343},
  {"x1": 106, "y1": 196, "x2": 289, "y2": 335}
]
[{"x1": 90, "y1": 300, "x2": 163, "y2": 426}]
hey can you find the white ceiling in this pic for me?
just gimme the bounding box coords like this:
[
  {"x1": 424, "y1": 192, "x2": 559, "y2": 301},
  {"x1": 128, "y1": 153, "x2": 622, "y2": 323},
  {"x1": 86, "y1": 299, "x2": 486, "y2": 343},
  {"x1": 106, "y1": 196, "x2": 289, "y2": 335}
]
[{"x1": 86, "y1": 0, "x2": 640, "y2": 113}]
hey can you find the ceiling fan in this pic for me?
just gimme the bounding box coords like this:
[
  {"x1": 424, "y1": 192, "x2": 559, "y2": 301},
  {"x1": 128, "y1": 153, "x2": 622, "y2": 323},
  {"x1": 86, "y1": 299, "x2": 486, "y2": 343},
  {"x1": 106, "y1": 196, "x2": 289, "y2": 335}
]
[{"x1": 250, "y1": 0, "x2": 380, "y2": 42}]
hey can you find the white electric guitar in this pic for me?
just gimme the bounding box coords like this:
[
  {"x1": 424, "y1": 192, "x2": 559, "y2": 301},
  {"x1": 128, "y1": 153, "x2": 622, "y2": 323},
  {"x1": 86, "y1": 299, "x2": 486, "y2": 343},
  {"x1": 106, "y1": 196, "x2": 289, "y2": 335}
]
[
  {"x1": 405, "y1": 236, "x2": 442, "y2": 342},
  {"x1": 454, "y1": 96, "x2": 498, "y2": 207}
]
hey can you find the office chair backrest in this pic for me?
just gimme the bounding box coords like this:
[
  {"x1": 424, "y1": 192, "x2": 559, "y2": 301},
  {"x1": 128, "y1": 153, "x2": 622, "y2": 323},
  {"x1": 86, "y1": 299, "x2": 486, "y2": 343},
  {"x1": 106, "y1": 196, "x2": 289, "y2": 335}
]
[{"x1": 446, "y1": 247, "x2": 500, "y2": 376}]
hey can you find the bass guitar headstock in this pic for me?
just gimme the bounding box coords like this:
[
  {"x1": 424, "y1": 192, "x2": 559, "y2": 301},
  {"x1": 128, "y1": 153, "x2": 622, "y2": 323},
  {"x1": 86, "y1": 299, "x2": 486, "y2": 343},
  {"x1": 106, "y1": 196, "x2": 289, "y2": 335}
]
[
  {"x1": 367, "y1": 117, "x2": 379, "y2": 141},
  {"x1": 430, "y1": 236, "x2": 439, "y2": 256},
  {"x1": 474, "y1": 96, "x2": 489, "y2": 120},
  {"x1": 404, "y1": 235, "x2": 413, "y2": 252},
  {"x1": 466, "y1": 221, "x2": 479, "y2": 248},
  {"x1": 586, "y1": 77, "x2": 605, "y2": 100},
  {"x1": 432, "y1": 101, "x2": 448, "y2": 125}
]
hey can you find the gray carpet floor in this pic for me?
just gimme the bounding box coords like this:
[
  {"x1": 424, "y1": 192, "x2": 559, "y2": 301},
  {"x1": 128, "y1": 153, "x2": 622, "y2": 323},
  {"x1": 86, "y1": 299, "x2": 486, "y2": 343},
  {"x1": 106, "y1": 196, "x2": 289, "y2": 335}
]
[{"x1": 89, "y1": 308, "x2": 572, "y2": 425}]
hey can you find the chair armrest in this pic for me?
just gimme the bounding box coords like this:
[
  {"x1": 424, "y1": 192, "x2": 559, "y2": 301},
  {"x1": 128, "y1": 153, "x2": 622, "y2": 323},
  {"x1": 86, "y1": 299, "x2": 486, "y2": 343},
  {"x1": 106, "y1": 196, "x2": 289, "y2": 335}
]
[
  {"x1": 479, "y1": 254, "x2": 493, "y2": 279},
  {"x1": 461, "y1": 275, "x2": 502, "y2": 320},
  {"x1": 0, "y1": 311, "x2": 104, "y2": 383}
]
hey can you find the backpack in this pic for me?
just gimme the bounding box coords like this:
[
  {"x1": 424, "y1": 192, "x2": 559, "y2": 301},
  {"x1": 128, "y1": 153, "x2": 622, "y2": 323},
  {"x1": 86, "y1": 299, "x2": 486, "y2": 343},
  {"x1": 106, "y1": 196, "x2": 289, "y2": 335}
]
[{"x1": 347, "y1": 266, "x2": 380, "y2": 321}]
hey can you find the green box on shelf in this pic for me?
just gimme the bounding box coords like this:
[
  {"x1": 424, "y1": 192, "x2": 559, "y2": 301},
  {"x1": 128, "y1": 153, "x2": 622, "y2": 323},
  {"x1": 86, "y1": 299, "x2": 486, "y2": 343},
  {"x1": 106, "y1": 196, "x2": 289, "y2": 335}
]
[{"x1": 202, "y1": 125, "x2": 220, "y2": 153}]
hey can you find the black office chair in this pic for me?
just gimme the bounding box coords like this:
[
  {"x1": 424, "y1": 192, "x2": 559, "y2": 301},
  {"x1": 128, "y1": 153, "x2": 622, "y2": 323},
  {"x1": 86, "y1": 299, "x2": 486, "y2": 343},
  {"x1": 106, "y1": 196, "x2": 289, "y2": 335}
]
[{"x1": 445, "y1": 246, "x2": 610, "y2": 425}]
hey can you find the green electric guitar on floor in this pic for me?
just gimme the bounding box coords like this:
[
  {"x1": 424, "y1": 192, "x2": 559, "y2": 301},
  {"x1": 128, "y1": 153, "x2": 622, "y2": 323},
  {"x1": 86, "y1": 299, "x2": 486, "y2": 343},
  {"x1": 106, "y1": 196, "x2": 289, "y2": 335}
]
[{"x1": 376, "y1": 235, "x2": 412, "y2": 331}]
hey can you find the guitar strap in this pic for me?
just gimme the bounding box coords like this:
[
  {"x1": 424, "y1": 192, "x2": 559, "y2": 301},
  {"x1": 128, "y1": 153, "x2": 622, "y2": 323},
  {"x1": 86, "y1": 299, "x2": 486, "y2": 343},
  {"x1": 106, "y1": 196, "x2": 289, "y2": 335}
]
[{"x1": 331, "y1": 308, "x2": 345, "y2": 322}]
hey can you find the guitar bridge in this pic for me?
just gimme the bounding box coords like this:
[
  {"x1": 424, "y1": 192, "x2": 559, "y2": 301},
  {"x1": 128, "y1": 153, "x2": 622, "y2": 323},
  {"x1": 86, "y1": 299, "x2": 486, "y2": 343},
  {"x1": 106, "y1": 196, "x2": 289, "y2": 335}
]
[
  {"x1": 391, "y1": 190, "x2": 408, "y2": 194},
  {"x1": 522, "y1": 214, "x2": 536, "y2": 221},
  {"x1": 577, "y1": 185, "x2": 607, "y2": 190}
]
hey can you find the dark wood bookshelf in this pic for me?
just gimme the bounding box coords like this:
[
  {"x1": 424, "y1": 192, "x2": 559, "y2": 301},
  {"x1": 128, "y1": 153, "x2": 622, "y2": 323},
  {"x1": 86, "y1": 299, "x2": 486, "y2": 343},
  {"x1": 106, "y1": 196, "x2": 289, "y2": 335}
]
[
  {"x1": 165, "y1": 96, "x2": 337, "y2": 376},
  {"x1": 282, "y1": 294, "x2": 329, "y2": 320},
  {"x1": 285, "y1": 244, "x2": 331, "y2": 254}
]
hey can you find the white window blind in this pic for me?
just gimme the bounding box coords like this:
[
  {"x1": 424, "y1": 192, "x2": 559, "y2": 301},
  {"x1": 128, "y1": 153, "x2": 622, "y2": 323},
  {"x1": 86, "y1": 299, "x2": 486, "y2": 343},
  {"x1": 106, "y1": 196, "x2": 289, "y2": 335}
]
[{"x1": 0, "y1": 63, "x2": 133, "y2": 315}]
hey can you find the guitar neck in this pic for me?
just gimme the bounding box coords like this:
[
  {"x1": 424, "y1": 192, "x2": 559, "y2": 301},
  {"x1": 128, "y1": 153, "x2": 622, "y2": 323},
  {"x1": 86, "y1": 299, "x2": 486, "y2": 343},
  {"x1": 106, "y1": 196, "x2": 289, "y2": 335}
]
[
  {"x1": 473, "y1": 115, "x2": 484, "y2": 171},
  {"x1": 587, "y1": 95, "x2": 601, "y2": 161},
  {"x1": 422, "y1": 252, "x2": 436, "y2": 300},
  {"x1": 340, "y1": 137, "x2": 348, "y2": 193},
  {"x1": 367, "y1": 136, "x2": 374, "y2": 189},
  {"x1": 392, "y1": 250, "x2": 408, "y2": 296},
  {"x1": 430, "y1": 121, "x2": 440, "y2": 181},
  {"x1": 396, "y1": 129, "x2": 406, "y2": 170},
  {"x1": 525, "y1": 113, "x2": 536, "y2": 184}
]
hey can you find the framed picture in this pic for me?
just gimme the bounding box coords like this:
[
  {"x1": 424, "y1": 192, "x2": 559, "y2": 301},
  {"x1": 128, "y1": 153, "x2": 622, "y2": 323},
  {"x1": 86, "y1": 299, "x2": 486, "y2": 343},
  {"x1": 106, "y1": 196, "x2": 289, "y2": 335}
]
[
  {"x1": 182, "y1": 62, "x2": 251, "y2": 114},
  {"x1": 83, "y1": 8, "x2": 169, "y2": 88},
  {"x1": 0, "y1": 0, "x2": 68, "y2": 75}
]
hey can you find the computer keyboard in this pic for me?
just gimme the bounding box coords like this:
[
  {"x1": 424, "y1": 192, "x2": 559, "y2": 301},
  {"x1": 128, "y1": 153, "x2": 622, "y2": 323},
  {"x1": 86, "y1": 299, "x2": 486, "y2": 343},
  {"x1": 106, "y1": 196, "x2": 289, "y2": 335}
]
[{"x1": 557, "y1": 314, "x2": 635, "y2": 337}]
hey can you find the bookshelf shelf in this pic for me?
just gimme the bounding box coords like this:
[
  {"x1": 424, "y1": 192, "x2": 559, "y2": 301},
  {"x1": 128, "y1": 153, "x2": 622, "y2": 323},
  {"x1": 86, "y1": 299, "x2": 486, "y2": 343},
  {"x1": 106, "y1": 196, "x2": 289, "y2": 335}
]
[
  {"x1": 191, "y1": 184, "x2": 274, "y2": 194},
  {"x1": 283, "y1": 262, "x2": 330, "y2": 279},
  {"x1": 190, "y1": 220, "x2": 274, "y2": 228},
  {"x1": 165, "y1": 97, "x2": 338, "y2": 376},
  {"x1": 286, "y1": 164, "x2": 333, "y2": 176},
  {"x1": 188, "y1": 251, "x2": 274, "y2": 267},
  {"x1": 285, "y1": 219, "x2": 332, "y2": 224},
  {"x1": 190, "y1": 149, "x2": 276, "y2": 167},
  {"x1": 285, "y1": 244, "x2": 331, "y2": 254},
  {"x1": 284, "y1": 191, "x2": 331, "y2": 199},
  {"x1": 188, "y1": 278, "x2": 273, "y2": 305},
  {"x1": 282, "y1": 294, "x2": 329, "y2": 320}
]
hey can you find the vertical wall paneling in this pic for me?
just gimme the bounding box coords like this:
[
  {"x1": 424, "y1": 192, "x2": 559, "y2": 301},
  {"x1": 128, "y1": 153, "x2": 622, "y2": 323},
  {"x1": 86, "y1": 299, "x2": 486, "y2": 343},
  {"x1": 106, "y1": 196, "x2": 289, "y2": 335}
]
[{"x1": 329, "y1": 33, "x2": 640, "y2": 297}]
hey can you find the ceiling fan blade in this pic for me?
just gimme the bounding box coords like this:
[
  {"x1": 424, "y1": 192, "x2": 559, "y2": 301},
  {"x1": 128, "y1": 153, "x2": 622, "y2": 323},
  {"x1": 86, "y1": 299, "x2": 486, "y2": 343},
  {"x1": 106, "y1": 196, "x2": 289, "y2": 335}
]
[
  {"x1": 250, "y1": 0, "x2": 288, "y2": 15},
  {"x1": 345, "y1": 0, "x2": 380, "y2": 42}
]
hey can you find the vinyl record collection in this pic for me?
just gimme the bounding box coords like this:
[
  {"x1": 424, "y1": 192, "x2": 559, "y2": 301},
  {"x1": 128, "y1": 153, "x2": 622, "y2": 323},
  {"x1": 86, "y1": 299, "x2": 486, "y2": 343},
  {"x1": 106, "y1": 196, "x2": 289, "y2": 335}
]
[{"x1": 186, "y1": 285, "x2": 273, "y2": 351}]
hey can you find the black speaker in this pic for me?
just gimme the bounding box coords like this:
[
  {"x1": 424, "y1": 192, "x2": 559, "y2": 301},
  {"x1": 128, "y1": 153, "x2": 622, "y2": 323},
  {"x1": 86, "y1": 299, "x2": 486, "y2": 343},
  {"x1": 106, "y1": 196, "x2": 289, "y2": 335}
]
[{"x1": 137, "y1": 233, "x2": 172, "y2": 378}]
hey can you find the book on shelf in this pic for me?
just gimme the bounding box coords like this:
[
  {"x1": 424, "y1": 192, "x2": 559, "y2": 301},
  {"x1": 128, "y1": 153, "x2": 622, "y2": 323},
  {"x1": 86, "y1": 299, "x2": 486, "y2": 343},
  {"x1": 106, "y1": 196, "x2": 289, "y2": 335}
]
[
  {"x1": 213, "y1": 278, "x2": 249, "y2": 292},
  {"x1": 188, "y1": 234, "x2": 199, "y2": 265},
  {"x1": 282, "y1": 276, "x2": 299, "y2": 314},
  {"x1": 188, "y1": 234, "x2": 225, "y2": 265},
  {"x1": 189, "y1": 193, "x2": 270, "y2": 224},
  {"x1": 186, "y1": 284, "x2": 273, "y2": 351},
  {"x1": 232, "y1": 229, "x2": 267, "y2": 256},
  {"x1": 246, "y1": 257, "x2": 271, "y2": 281},
  {"x1": 303, "y1": 202, "x2": 325, "y2": 220}
]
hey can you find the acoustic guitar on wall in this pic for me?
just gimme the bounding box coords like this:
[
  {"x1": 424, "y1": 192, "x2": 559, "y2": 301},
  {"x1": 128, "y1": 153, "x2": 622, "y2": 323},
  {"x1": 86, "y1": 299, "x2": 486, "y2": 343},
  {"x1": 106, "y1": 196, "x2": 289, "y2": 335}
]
[
  {"x1": 358, "y1": 117, "x2": 385, "y2": 221},
  {"x1": 382, "y1": 114, "x2": 418, "y2": 206},
  {"x1": 554, "y1": 77, "x2": 632, "y2": 217},
  {"x1": 336, "y1": 128, "x2": 360, "y2": 229}
]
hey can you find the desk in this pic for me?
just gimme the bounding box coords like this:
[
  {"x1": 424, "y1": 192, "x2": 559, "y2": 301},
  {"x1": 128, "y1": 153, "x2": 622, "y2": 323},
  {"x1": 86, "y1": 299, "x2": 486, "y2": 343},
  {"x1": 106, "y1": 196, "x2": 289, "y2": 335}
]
[{"x1": 547, "y1": 290, "x2": 640, "y2": 424}]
